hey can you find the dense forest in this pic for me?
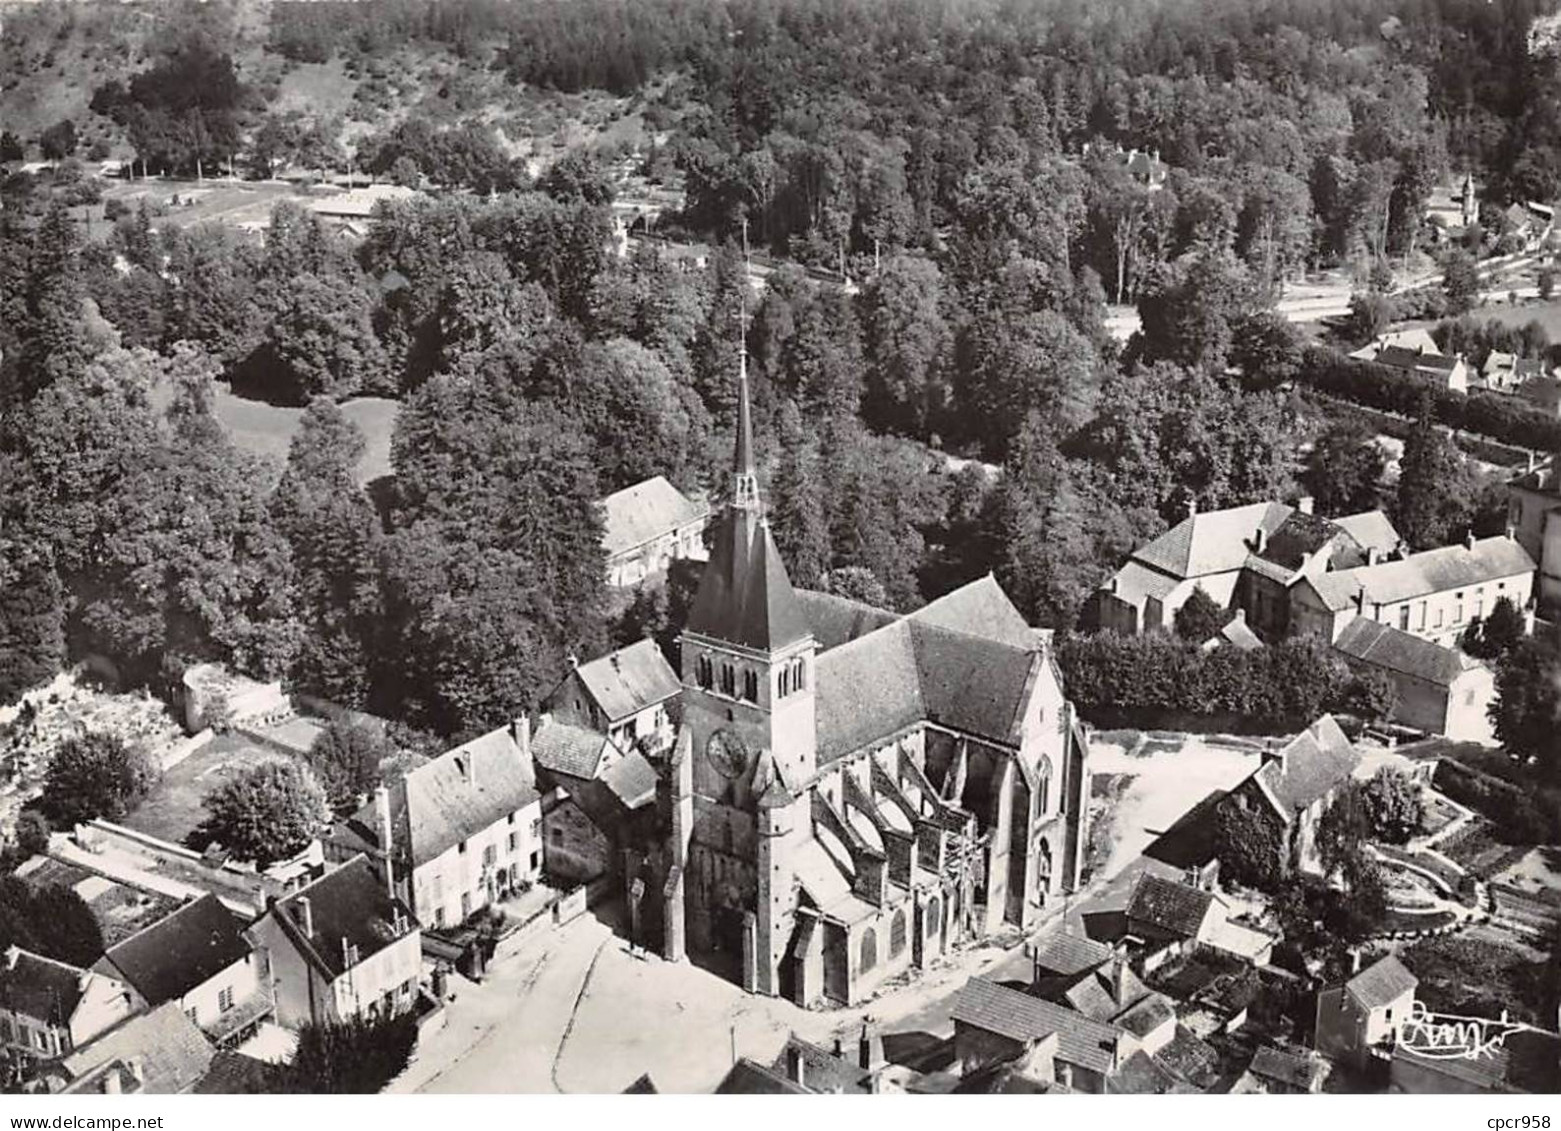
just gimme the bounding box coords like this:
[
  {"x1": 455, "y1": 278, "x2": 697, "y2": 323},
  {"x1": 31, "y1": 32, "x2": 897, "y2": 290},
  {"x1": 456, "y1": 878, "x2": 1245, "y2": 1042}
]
[{"x1": 1, "y1": 0, "x2": 1557, "y2": 742}]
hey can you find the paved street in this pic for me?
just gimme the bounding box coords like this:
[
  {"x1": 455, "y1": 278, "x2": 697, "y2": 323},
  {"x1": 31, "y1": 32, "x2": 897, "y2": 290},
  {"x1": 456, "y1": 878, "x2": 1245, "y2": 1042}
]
[{"x1": 391, "y1": 729, "x2": 1287, "y2": 1093}]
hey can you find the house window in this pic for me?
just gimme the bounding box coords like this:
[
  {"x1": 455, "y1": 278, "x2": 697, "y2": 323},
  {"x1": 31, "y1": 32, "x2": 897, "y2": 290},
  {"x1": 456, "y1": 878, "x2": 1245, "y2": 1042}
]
[
  {"x1": 1455, "y1": 599, "x2": 1464, "y2": 623},
  {"x1": 482, "y1": 844, "x2": 497, "y2": 868},
  {"x1": 1399, "y1": 605, "x2": 1410, "y2": 630},
  {"x1": 460, "y1": 893, "x2": 472, "y2": 919},
  {"x1": 1476, "y1": 593, "x2": 1485, "y2": 619},
  {"x1": 185, "y1": 1007, "x2": 198, "y2": 1026},
  {"x1": 859, "y1": 928, "x2": 877, "y2": 973},
  {"x1": 507, "y1": 813, "x2": 516, "y2": 825},
  {"x1": 507, "y1": 832, "x2": 518, "y2": 854},
  {"x1": 218, "y1": 986, "x2": 234, "y2": 1013},
  {"x1": 550, "y1": 827, "x2": 564, "y2": 845},
  {"x1": 1436, "y1": 607, "x2": 1445, "y2": 628},
  {"x1": 530, "y1": 850, "x2": 541, "y2": 872},
  {"x1": 435, "y1": 907, "x2": 446, "y2": 928},
  {"x1": 1417, "y1": 602, "x2": 1426, "y2": 631}
]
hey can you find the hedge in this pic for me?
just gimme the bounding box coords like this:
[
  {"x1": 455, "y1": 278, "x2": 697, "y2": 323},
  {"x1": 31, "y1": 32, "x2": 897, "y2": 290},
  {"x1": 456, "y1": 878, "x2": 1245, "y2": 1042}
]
[
  {"x1": 1432, "y1": 758, "x2": 1557, "y2": 844},
  {"x1": 1057, "y1": 631, "x2": 1356, "y2": 732},
  {"x1": 1298, "y1": 344, "x2": 1561, "y2": 453}
]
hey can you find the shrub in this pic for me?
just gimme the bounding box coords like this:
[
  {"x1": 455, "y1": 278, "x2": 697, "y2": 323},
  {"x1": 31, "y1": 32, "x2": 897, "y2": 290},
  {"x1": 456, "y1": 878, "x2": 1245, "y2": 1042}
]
[
  {"x1": 202, "y1": 760, "x2": 331, "y2": 866},
  {"x1": 1362, "y1": 767, "x2": 1425, "y2": 844},
  {"x1": 40, "y1": 733, "x2": 158, "y2": 827}
]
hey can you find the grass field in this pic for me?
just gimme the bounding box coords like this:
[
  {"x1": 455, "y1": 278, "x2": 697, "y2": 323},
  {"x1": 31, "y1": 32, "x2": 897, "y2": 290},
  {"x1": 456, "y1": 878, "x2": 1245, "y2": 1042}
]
[
  {"x1": 1482, "y1": 296, "x2": 1561, "y2": 338},
  {"x1": 121, "y1": 731, "x2": 297, "y2": 848}
]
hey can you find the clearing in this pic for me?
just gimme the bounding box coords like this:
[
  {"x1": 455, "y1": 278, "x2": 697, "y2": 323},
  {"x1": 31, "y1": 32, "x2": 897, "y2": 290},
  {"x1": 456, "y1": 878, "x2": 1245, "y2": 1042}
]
[{"x1": 119, "y1": 731, "x2": 300, "y2": 849}]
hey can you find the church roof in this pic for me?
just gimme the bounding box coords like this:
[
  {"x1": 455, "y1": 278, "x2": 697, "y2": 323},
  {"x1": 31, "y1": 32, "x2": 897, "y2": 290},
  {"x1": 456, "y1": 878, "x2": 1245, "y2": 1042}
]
[
  {"x1": 794, "y1": 589, "x2": 899, "y2": 652},
  {"x1": 813, "y1": 613, "x2": 1040, "y2": 764},
  {"x1": 685, "y1": 511, "x2": 811, "y2": 653},
  {"x1": 908, "y1": 574, "x2": 1037, "y2": 648}
]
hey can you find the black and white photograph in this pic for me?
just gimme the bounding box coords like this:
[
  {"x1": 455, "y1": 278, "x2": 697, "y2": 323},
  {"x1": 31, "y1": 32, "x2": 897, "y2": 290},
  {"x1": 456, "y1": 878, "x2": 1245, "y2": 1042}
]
[{"x1": 0, "y1": 0, "x2": 1559, "y2": 1106}]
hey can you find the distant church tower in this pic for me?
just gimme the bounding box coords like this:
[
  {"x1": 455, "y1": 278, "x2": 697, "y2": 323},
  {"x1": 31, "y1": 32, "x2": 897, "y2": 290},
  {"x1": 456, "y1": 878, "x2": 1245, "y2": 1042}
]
[{"x1": 667, "y1": 339, "x2": 817, "y2": 994}]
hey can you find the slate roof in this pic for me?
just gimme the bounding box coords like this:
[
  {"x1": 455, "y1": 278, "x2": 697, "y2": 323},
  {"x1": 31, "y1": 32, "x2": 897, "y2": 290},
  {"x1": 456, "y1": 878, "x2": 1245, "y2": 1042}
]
[
  {"x1": 1350, "y1": 329, "x2": 1441, "y2": 359},
  {"x1": 1345, "y1": 954, "x2": 1418, "y2": 1010},
  {"x1": 1101, "y1": 559, "x2": 1182, "y2": 608},
  {"x1": 951, "y1": 977, "x2": 1123, "y2": 1075},
  {"x1": 270, "y1": 856, "x2": 415, "y2": 981},
  {"x1": 1033, "y1": 932, "x2": 1116, "y2": 979},
  {"x1": 62, "y1": 1002, "x2": 214, "y2": 1094},
  {"x1": 685, "y1": 507, "x2": 812, "y2": 653},
  {"x1": 1247, "y1": 715, "x2": 1360, "y2": 817},
  {"x1": 1258, "y1": 510, "x2": 1352, "y2": 571},
  {"x1": 813, "y1": 618, "x2": 1039, "y2": 764},
  {"x1": 98, "y1": 894, "x2": 252, "y2": 1007},
  {"x1": 908, "y1": 574, "x2": 1038, "y2": 649},
  {"x1": 1210, "y1": 613, "x2": 1264, "y2": 652},
  {"x1": 1249, "y1": 1046, "x2": 1325, "y2": 1091},
  {"x1": 530, "y1": 718, "x2": 612, "y2": 781},
  {"x1": 1063, "y1": 961, "x2": 1152, "y2": 1022},
  {"x1": 1110, "y1": 1049, "x2": 1196, "y2": 1094},
  {"x1": 1376, "y1": 346, "x2": 1463, "y2": 374},
  {"x1": 600, "y1": 475, "x2": 706, "y2": 558},
  {"x1": 0, "y1": 948, "x2": 97, "y2": 1026},
  {"x1": 1127, "y1": 874, "x2": 1216, "y2": 938},
  {"x1": 1334, "y1": 618, "x2": 1479, "y2": 688},
  {"x1": 1115, "y1": 993, "x2": 1177, "y2": 1038},
  {"x1": 571, "y1": 639, "x2": 680, "y2": 723},
  {"x1": 1154, "y1": 1025, "x2": 1222, "y2": 1088},
  {"x1": 1134, "y1": 502, "x2": 1291, "y2": 580},
  {"x1": 398, "y1": 724, "x2": 539, "y2": 866},
  {"x1": 1308, "y1": 537, "x2": 1535, "y2": 610},
  {"x1": 795, "y1": 589, "x2": 899, "y2": 652}
]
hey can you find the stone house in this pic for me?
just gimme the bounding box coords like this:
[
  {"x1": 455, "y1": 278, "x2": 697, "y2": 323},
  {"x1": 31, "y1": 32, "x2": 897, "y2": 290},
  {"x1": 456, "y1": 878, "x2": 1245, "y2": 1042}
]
[
  {"x1": 1507, "y1": 457, "x2": 1561, "y2": 615},
  {"x1": 544, "y1": 638, "x2": 681, "y2": 759},
  {"x1": 1316, "y1": 954, "x2": 1418, "y2": 1068},
  {"x1": 247, "y1": 855, "x2": 421, "y2": 1028},
  {"x1": 0, "y1": 948, "x2": 136, "y2": 1061},
  {"x1": 1331, "y1": 618, "x2": 1498, "y2": 742},
  {"x1": 93, "y1": 893, "x2": 269, "y2": 1048},
  {"x1": 601, "y1": 475, "x2": 709, "y2": 588}
]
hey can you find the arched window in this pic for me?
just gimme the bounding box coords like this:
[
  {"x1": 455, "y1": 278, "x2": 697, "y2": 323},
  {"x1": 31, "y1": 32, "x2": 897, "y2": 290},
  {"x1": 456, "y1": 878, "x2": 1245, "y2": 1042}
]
[
  {"x1": 859, "y1": 928, "x2": 877, "y2": 973},
  {"x1": 793, "y1": 659, "x2": 806, "y2": 691},
  {"x1": 779, "y1": 667, "x2": 790, "y2": 698},
  {"x1": 742, "y1": 670, "x2": 759, "y2": 702},
  {"x1": 889, "y1": 911, "x2": 907, "y2": 958},
  {"x1": 720, "y1": 664, "x2": 735, "y2": 697},
  {"x1": 697, "y1": 656, "x2": 713, "y2": 690},
  {"x1": 925, "y1": 897, "x2": 941, "y2": 939}
]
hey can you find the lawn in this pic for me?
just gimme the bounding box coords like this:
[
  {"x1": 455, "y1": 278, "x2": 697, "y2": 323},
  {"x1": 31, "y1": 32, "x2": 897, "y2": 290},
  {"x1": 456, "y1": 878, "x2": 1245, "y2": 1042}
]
[
  {"x1": 1417, "y1": 793, "x2": 1463, "y2": 839},
  {"x1": 120, "y1": 731, "x2": 300, "y2": 849},
  {"x1": 1482, "y1": 296, "x2": 1561, "y2": 339},
  {"x1": 146, "y1": 381, "x2": 399, "y2": 486}
]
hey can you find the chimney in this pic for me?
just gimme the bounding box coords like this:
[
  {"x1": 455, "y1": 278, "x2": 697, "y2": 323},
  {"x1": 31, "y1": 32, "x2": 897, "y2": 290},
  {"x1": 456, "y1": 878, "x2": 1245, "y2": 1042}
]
[
  {"x1": 103, "y1": 1067, "x2": 121, "y2": 1095},
  {"x1": 511, "y1": 715, "x2": 531, "y2": 754},
  {"x1": 1366, "y1": 546, "x2": 1380, "y2": 566},
  {"x1": 456, "y1": 754, "x2": 476, "y2": 789},
  {"x1": 127, "y1": 1058, "x2": 144, "y2": 1087},
  {"x1": 1106, "y1": 576, "x2": 1118, "y2": 595},
  {"x1": 1350, "y1": 948, "x2": 1363, "y2": 975},
  {"x1": 1297, "y1": 496, "x2": 1315, "y2": 515},
  {"x1": 1111, "y1": 957, "x2": 1129, "y2": 1004},
  {"x1": 1254, "y1": 526, "x2": 1268, "y2": 555},
  {"x1": 374, "y1": 785, "x2": 394, "y2": 899},
  {"x1": 858, "y1": 1018, "x2": 884, "y2": 1072},
  {"x1": 1260, "y1": 740, "x2": 1288, "y2": 773},
  {"x1": 785, "y1": 1043, "x2": 806, "y2": 1088},
  {"x1": 1186, "y1": 496, "x2": 1198, "y2": 520},
  {"x1": 292, "y1": 896, "x2": 314, "y2": 938},
  {"x1": 1355, "y1": 584, "x2": 1366, "y2": 614},
  {"x1": 833, "y1": 1036, "x2": 845, "y2": 1059},
  {"x1": 567, "y1": 654, "x2": 580, "y2": 670},
  {"x1": 1465, "y1": 530, "x2": 1477, "y2": 552}
]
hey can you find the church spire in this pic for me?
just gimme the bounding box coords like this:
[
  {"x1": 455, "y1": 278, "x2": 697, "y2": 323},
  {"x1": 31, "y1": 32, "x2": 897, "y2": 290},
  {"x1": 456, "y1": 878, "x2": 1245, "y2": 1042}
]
[{"x1": 733, "y1": 301, "x2": 761, "y2": 513}]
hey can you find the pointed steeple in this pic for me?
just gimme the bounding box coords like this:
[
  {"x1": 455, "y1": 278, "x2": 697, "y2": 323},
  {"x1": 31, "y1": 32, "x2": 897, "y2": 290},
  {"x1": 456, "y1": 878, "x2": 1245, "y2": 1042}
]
[
  {"x1": 684, "y1": 321, "x2": 809, "y2": 654},
  {"x1": 733, "y1": 310, "x2": 761, "y2": 513}
]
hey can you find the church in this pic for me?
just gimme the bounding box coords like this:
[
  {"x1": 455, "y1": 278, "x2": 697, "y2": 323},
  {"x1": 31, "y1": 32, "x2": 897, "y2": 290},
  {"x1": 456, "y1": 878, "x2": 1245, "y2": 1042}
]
[{"x1": 650, "y1": 354, "x2": 1094, "y2": 1009}]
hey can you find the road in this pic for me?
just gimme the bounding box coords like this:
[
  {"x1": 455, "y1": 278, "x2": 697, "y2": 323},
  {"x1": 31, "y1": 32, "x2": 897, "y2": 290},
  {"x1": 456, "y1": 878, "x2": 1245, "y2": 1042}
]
[{"x1": 391, "y1": 730, "x2": 1288, "y2": 1093}]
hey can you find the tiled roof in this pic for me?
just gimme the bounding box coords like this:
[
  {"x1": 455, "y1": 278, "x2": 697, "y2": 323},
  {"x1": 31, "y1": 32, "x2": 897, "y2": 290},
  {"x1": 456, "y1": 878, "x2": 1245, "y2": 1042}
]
[
  {"x1": 1063, "y1": 961, "x2": 1151, "y2": 1022},
  {"x1": 1249, "y1": 1046, "x2": 1324, "y2": 1090},
  {"x1": 1110, "y1": 1049, "x2": 1196, "y2": 1094},
  {"x1": 62, "y1": 1002, "x2": 214, "y2": 1094},
  {"x1": 1393, "y1": 1042, "x2": 1510, "y2": 1090},
  {"x1": 1333, "y1": 618, "x2": 1479, "y2": 688},
  {"x1": 764, "y1": 1036, "x2": 873, "y2": 1094},
  {"x1": 601, "y1": 750, "x2": 658, "y2": 808},
  {"x1": 951, "y1": 977, "x2": 1122, "y2": 1075},
  {"x1": 1345, "y1": 954, "x2": 1418, "y2": 1010},
  {"x1": 685, "y1": 507, "x2": 811, "y2": 653},
  {"x1": 193, "y1": 1050, "x2": 271, "y2": 1094},
  {"x1": 1312, "y1": 537, "x2": 1535, "y2": 609},
  {"x1": 1350, "y1": 329, "x2": 1441, "y2": 360},
  {"x1": 1249, "y1": 715, "x2": 1360, "y2": 816},
  {"x1": 1115, "y1": 992, "x2": 1177, "y2": 1038},
  {"x1": 571, "y1": 639, "x2": 680, "y2": 723},
  {"x1": 1154, "y1": 1025, "x2": 1221, "y2": 1088},
  {"x1": 1333, "y1": 511, "x2": 1402, "y2": 556},
  {"x1": 1134, "y1": 502, "x2": 1291, "y2": 580},
  {"x1": 531, "y1": 718, "x2": 612, "y2": 781},
  {"x1": 271, "y1": 856, "x2": 415, "y2": 981},
  {"x1": 1375, "y1": 346, "x2": 1463, "y2": 374},
  {"x1": 400, "y1": 724, "x2": 539, "y2": 866},
  {"x1": 0, "y1": 947, "x2": 97, "y2": 1026},
  {"x1": 98, "y1": 894, "x2": 252, "y2": 1008},
  {"x1": 1127, "y1": 874, "x2": 1215, "y2": 938},
  {"x1": 795, "y1": 589, "x2": 899, "y2": 652},
  {"x1": 1033, "y1": 931, "x2": 1116, "y2": 978},
  {"x1": 1259, "y1": 510, "x2": 1349, "y2": 571},
  {"x1": 716, "y1": 1058, "x2": 808, "y2": 1094},
  {"x1": 600, "y1": 476, "x2": 706, "y2": 558}
]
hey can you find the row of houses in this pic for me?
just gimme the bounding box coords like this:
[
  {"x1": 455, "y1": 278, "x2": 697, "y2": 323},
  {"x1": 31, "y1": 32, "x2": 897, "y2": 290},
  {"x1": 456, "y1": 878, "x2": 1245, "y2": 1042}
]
[
  {"x1": 1350, "y1": 327, "x2": 1561, "y2": 410},
  {"x1": 1098, "y1": 496, "x2": 1535, "y2": 741}
]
